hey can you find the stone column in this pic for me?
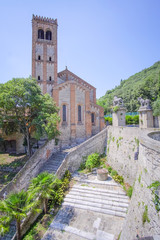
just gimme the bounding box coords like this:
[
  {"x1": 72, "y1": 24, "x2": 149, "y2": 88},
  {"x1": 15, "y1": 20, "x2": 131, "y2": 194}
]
[
  {"x1": 112, "y1": 107, "x2": 126, "y2": 127},
  {"x1": 138, "y1": 108, "x2": 153, "y2": 128},
  {"x1": 85, "y1": 90, "x2": 91, "y2": 138},
  {"x1": 70, "y1": 84, "x2": 76, "y2": 142}
]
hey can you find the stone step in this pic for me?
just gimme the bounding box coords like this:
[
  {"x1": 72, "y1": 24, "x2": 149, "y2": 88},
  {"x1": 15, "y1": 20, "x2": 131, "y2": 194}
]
[
  {"x1": 72, "y1": 185, "x2": 126, "y2": 196},
  {"x1": 69, "y1": 188, "x2": 129, "y2": 201},
  {"x1": 62, "y1": 202, "x2": 126, "y2": 218},
  {"x1": 64, "y1": 197, "x2": 127, "y2": 213},
  {"x1": 68, "y1": 191, "x2": 129, "y2": 204},
  {"x1": 65, "y1": 194, "x2": 129, "y2": 208}
]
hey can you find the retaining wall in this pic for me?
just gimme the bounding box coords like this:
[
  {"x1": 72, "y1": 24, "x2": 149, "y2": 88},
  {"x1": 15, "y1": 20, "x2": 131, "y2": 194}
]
[
  {"x1": 0, "y1": 139, "x2": 60, "y2": 199},
  {"x1": 107, "y1": 126, "x2": 140, "y2": 185},
  {"x1": 56, "y1": 127, "x2": 107, "y2": 178},
  {"x1": 121, "y1": 131, "x2": 160, "y2": 239}
]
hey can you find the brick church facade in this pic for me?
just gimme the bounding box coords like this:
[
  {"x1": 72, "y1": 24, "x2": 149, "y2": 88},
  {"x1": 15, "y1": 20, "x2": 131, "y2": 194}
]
[{"x1": 32, "y1": 15, "x2": 104, "y2": 145}]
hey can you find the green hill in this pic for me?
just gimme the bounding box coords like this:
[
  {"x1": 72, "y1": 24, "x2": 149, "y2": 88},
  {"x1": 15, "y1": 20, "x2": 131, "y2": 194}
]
[{"x1": 97, "y1": 61, "x2": 160, "y2": 114}]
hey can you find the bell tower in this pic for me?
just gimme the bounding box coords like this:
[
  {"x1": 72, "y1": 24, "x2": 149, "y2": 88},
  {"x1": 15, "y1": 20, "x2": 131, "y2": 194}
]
[{"x1": 32, "y1": 15, "x2": 58, "y2": 95}]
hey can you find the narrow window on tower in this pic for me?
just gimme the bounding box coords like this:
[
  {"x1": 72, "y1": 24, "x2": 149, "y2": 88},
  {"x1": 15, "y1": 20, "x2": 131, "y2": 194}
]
[
  {"x1": 38, "y1": 76, "x2": 40, "y2": 80},
  {"x1": 46, "y1": 31, "x2": 52, "y2": 40},
  {"x1": 62, "y1": 105, "x2": 67, "y2": 122},
  {"x1": 38, "y1": 29, "x2": 44, "y2": 39},
  {"x1": 91, "y1": 113, "x2": 95, "y2": 124},
  {"x1": 49, "y1": 76, "x2": 52, "y2": 81},
  {"x1": 38, "y1": 55, "x2": 41, "y2": 60},
  {"x1": 49, "y1": 57, "x2": 52, "y2": 61},
  {"x1": 78, "y1": 105, "x2": 82, "y2": 122}
]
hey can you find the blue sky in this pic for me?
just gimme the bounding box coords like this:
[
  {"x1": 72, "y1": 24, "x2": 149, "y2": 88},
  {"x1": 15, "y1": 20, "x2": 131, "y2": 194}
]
[{"x1": 0, "y1": 0, "x2": 160, "y2": 98}]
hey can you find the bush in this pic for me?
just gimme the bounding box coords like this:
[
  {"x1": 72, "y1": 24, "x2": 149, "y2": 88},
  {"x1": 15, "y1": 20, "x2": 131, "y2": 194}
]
[
  {"x1": 104, "y1": 117, "x2": 112, "y2": 125},
  {"x1": 107, "y1": 166, "x2": 112, "y2": 173},
  {"x1": 133, "y1": 115, "x2": 139, "y2": 124},
  {"x1": 110, "y1": 170, "x2": 118, "y2": 176},
  {"x1": 85, "y1": 153, "x2": 100, "y2": 171},
  {"x1": 126, "y1": 115, "x2": 139, "y2": 125},
  {"x1": 113, "y1": 175, "x2": 124, "y2": 184},
  {"x1": 127, "y1": 186, "x2": 133, "y2": 198}
]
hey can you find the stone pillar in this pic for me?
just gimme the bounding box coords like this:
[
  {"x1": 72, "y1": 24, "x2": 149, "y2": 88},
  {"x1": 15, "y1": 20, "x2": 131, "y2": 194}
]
[
  {"x1": 138, "y1": 108, "x2": 153, "y2": 128},
  {"x1": 112, "y1": 107, "x2": 126, "y2": 127},
  {"x1": 85, "y1": 90, "x2": 91, "y2": 138},
  {"x1": 70, "y1": 84, "x2": 76, "y2": 142}
]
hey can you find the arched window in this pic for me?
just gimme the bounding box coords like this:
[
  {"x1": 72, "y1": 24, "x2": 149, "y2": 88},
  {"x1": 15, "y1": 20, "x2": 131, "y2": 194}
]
[
  {"x1": 38, "y1": 55, "x2": 41, "y2": 60},
  {"x1": 46, "y1": 31, "x2": 52, "y2": 40},
  {"x1": 38, "y1": 76, "x2": 40, "y2": 80},
  {"x1": 38, "y1": 29, "x2": 44, "y2": 39},
  {"x1": 62, "y1": 105, "x2": 66, "y2": 122},
  {"x1": 49, "y1": 76, "x2": 52, "y2": 81},
  {"x1": 78, "y1": 105, "x2": 82, "y2": 122},
  {"x1": 91, "y1": 113, "x2": 95, "y2": 124}
]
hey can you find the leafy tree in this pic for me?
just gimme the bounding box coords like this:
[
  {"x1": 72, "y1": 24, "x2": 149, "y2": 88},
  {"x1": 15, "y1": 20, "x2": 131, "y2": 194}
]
[
  {"x1": 28, "y1": 172, "x2": 61, "y2": 214},
  {"x1": 97, "y1": 61, "x2": 160, "y2": 114},
  {"x1": 0, "y1": 190, "x2": 36, "y2": 240},
  {"x1": 153, "y1": 98, "x2": 160, "y2": 116},
  {"x1": 0, "y1": 78, "x2": 60, "y2": 157}
]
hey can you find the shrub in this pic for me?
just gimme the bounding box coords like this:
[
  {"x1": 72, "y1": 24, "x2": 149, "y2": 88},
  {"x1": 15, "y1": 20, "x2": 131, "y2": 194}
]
[
  {"x1": 110, "y1": 170, "x2": 118, "y2": 176},
  {"x1": 142, "y1": 205, "x2": 150, "y2": 224},
  {"x1": 113, "y1": 175, "x2": 124, "y2": 184},
  {"x1": 107, "y1": 166, "x2": 112, "y2": 173},
  {"x1": 127, "y1": 186, "x2": 133, "y2": 198},
  {"x1": 126, "y1": 115, "x2": 139, "y2": 125},
  {"x1": 133, "y1": 115, "x2": 139, "y2": 124},
  {"x1": 85, "y1": 153, "x2": 100, "y2": 171},
  {"x1": 104, "y1": 117, "x2": 112, "y2": 125}
]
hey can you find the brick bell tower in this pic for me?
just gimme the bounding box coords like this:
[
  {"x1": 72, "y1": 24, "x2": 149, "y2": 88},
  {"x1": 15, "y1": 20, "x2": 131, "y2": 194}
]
[{"x1": 32, "y1": 15, "x2": 58, "y2": 95}]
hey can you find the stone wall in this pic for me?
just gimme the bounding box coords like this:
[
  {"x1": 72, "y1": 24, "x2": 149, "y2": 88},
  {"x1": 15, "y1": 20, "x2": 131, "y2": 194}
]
[
  {"x1": 120, "y1": 131, "x2": 160, "y2": 239},
  {"x1": 0, "y1": 139, "x2": 60, "y2": 199},
  {"x1": 56, "y1": 128, "x2": 107, "y2": 178},
  {"x1": 107, "y1": 126, "x2": 140, "y2": 185}
]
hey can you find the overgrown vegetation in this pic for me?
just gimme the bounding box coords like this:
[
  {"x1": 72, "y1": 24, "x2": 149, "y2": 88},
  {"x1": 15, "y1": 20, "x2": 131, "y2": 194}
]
[
  {"x1": 104, "y1": 115, "x2": 139, "y2": 125},
  {"x1": 0, "y1": 154, "x2": 28, "y2": 190},
  {"x1": 79, "y1": 153, "x2": 133, "y2": 198},
  {"x1": 85, "y1": 153, "x2": 100, "y2": 171},
  {"x1": 148, "y1": 181, "x2": 160, "y2": 212},
  {"x1": 142, "y1": 205, "x2": 150, "y2": 224},
  {"x1": 0, "y1": 170, "x2": 71, "y2": 240},
  {"x1": 97, "y1": 61, "x2": 160, "y2": 114}
]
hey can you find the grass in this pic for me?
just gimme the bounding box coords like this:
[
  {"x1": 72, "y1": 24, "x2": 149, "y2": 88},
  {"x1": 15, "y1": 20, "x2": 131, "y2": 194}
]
[{"x1": 0, "y1": 153, "x2": 28, "y2": 190}]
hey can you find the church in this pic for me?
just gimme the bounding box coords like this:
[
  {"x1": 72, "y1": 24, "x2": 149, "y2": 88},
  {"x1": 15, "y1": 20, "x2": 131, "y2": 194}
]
[{"x1": 32, "y1": 15, "x2": 105, "y2": 146}]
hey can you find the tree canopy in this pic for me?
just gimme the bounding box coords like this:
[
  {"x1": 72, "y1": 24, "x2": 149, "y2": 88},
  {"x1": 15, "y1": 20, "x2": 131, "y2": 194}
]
[
  {"x1": 0, "y1": 78, "x2": 60, "y2": 156},
  {"x1": 97, "y1": 61, "x2": 160, "y2": 114}
]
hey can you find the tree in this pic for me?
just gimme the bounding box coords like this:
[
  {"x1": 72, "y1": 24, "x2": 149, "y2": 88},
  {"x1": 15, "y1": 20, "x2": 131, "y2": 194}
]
[
  {"x1": 0, "y1": 190, "x2": 35, "y2": 240},
  {"x1": 0, "y1": 78, "x2": 60, "y2": 157},
  {"x1": 153, "y1": 98, "x2": 160, "y2": 116},
  {"x1": 28, "y1": 172, "x2": 61, "y2": 214}
]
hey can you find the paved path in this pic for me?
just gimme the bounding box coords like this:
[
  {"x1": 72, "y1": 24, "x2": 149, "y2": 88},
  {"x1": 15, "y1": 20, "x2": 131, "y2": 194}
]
[{"x1": 42, "y1": 172, "x2": 129, "y2": 240}]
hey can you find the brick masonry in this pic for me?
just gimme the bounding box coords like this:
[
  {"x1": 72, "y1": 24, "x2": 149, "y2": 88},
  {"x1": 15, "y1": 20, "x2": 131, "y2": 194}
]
[{"x1": 32, "y1": 15, "x2": 105, "y2": 147}]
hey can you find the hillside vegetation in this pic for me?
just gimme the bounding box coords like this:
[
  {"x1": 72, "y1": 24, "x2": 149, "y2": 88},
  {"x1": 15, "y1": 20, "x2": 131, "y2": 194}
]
[{"x1": 97, "y1": 61, "x2": 160, "y2": 114}]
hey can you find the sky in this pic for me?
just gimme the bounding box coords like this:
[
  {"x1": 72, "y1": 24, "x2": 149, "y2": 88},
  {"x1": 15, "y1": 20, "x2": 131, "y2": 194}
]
[{"x1": 0, "y1": 0, "x2": 160, "y2": 98}]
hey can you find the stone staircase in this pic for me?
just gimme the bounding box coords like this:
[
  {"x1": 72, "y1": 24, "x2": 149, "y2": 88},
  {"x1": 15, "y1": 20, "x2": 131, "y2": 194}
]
[
  {"x1": 38, "y1": 143, "x2": 80, "y2": 174},
  {"x1": 39, "y1": 151, "x2": 67, "y2": 174},
  {"x1": 42, "y1": 173, "x2": 129, "y2": 240},
  {"x1": 63, "y1": 176, "x2": 129, "y2": 219}
]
